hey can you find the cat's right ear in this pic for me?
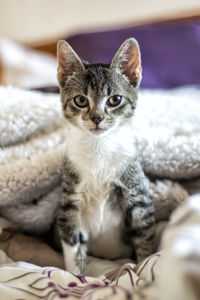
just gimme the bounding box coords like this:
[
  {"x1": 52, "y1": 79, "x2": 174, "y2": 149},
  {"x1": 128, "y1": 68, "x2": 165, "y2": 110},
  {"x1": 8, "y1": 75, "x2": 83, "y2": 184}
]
[{"x1": 57, "y1": 40, "x2": 85, "y2": 86}]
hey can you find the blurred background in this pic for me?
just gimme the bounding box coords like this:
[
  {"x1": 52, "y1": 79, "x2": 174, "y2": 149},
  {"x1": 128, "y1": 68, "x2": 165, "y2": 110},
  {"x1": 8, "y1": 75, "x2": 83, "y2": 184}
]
[
  {"x1": 0, "y1": 0, "x2": 200, "y2": 44},
  {"x1": 0, "y1": 0, "x2": 200, "y2": 89}
]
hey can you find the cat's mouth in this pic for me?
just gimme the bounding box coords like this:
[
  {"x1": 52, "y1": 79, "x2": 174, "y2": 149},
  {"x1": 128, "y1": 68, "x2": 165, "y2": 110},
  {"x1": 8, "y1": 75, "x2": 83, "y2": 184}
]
[{"x1": 84, "y1": 121, "x2": 112, "y2": 135}]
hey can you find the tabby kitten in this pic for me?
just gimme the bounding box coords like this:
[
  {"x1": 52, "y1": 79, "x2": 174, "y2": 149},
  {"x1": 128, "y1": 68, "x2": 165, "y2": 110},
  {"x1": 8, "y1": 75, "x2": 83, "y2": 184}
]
[{"x1": 57, "y1": 38, "x2": 155, "y2": 274}]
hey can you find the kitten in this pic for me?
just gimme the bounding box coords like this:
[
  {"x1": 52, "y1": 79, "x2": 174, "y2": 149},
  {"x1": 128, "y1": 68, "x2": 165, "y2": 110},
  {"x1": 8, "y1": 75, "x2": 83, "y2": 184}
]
[{"x1": 57, "y1": 38, "x2": 155, "y2": 274}]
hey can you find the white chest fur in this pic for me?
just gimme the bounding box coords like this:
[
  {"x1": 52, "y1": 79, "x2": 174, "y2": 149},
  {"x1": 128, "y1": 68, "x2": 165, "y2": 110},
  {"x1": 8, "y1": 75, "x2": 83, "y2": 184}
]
[
  {"x1": 75, "y1": 178, "x2": 131, "y2": 259},
  {"x1": 65, "y1": 125, "x2": 136, "y2": 259},
  {"x1": 84, "y1": 193, "x2": 131, "y2": 258}
]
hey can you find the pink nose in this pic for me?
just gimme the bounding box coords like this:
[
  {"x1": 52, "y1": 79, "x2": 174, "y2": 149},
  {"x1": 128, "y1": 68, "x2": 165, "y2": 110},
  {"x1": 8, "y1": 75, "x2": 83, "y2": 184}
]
[{"x1": 90, "y1": 114, "x2": 104, "y2": 125}]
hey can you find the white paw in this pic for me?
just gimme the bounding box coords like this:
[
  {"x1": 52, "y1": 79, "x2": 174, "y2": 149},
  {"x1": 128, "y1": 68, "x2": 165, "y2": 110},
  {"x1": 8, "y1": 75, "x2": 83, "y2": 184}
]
[{"x1": 66, "y1": 264, "x2": 80, "y2": 274}]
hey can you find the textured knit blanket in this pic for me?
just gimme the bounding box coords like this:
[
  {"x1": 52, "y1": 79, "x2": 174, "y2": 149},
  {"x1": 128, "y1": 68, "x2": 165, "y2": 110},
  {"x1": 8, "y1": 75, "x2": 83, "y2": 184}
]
[{"x1": 0, "y1": 85, "x2": 200, "y2": 234}]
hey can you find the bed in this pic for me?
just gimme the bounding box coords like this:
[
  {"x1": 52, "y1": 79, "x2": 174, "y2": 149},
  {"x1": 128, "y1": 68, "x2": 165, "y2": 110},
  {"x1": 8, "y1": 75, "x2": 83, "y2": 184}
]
[{"x1": 0, "y1": 16, "x2": 200, "y2": 299}]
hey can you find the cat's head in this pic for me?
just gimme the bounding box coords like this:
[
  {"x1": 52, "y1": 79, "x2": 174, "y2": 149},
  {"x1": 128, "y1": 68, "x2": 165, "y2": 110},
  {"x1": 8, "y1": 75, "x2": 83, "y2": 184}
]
[{"x1": 57, "y1": 38, "x2": 142, "y2": 136}]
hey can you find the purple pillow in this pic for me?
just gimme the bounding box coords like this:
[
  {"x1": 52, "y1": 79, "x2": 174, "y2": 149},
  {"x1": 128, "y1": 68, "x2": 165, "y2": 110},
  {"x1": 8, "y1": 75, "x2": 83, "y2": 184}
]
[{"x1": 66, "y1": 20, "x2": 200, "y2": 89}]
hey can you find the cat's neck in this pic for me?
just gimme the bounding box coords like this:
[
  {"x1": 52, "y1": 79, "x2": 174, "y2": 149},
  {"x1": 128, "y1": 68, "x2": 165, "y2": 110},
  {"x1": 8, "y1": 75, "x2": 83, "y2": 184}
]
[{"x1": 65, "y1": 123, "x2": 136, "y2": 169}]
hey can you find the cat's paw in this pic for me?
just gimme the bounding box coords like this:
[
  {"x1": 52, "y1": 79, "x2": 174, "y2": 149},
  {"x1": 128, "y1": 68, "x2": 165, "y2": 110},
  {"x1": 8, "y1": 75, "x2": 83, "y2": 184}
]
[
  {"x1": 65, "y1": 258, "x2": 86, "y2": 275},
  {"x1": 62, "y1": 241, "x2": 83, "y2": 274},
  {"x1": 65, "y1": 264, "x2": 81, "y2": 274}
]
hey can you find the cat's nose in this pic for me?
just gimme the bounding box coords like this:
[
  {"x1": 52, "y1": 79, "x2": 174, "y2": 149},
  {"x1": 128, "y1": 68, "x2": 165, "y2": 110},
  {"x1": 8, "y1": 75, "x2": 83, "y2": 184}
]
[{"x1": 90, "y1": 114, "x2": 104, "y2": 125}]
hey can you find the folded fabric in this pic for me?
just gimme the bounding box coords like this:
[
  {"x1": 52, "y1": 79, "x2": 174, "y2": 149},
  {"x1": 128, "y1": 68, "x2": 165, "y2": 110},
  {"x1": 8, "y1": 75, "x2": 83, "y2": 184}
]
[
  {"x1": 0, "y1": 230, "x2": 64, "y2": 269},
  {"x1": 0, "y1": 39, "x2": 57, "y2": 88}
]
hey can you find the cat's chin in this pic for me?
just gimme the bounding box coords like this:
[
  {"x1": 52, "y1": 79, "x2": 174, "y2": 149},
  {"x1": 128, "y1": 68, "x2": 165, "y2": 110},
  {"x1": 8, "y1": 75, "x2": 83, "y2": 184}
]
[
  {"x1": 89, "y1": 128, "x2": 107, "y2": 136},
  {"x1": 88, "y1": 126, "x2": 118, "y2": 137}
]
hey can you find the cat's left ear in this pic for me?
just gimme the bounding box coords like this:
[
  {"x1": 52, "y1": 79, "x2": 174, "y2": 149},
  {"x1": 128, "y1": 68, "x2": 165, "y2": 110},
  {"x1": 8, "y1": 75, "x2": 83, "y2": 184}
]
[
  {"x1": 57, "y1": 40, "x2": 85, "y2": 86},
  {"x1": 110, "y1": 38, "x2": 142, "y2": 87}
]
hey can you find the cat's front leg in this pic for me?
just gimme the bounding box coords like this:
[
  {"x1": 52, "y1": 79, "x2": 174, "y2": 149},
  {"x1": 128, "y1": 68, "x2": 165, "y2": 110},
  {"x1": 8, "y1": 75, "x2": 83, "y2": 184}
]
[
  {"x1": 57, "y1": 188, "x2": 87, "y2": 274},
  {"x1": 125, "y1": 193, "x2": 155, "y2": 262},
  {"x1": 58, "y1": 200, "x2": 88, "y2": 274},
  {"x1": 58, "y1": 157, "x2": 88, "y2": 274},
  {"x1": 122, "y1": 159, "x2": 155, "y2": 262}
]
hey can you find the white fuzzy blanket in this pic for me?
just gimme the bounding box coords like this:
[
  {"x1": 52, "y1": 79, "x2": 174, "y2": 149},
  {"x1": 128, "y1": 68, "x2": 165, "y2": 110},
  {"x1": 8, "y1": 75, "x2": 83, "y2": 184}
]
[{"x1": 0, "y1": 85, "x2": 199, "y2": 234}]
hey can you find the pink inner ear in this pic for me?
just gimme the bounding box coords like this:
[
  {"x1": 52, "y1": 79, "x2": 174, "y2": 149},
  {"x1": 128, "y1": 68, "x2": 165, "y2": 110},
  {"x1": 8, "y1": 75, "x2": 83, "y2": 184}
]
[
  {"x1": 121, "y1": 44, "x2": 142, "y2": 86},
  {"x1": 57, "y1": 41, "x2": 84, "y2": 86},
  {"x1": 58, "y1": 59, "x2": 73, "y2": 78},
  {"x1": 57, "y1": 59, "x2": 73, "y2": 86}
]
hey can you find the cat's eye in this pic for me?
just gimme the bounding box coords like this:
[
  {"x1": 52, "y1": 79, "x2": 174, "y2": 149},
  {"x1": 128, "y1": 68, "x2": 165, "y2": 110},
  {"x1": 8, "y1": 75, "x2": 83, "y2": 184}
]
[
  {"x1": 107, "y1": 95, "x2": 122, "y2": 107},
  {"x1": 74, "y1": 95, "x2": 89, "y2": 108}
]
